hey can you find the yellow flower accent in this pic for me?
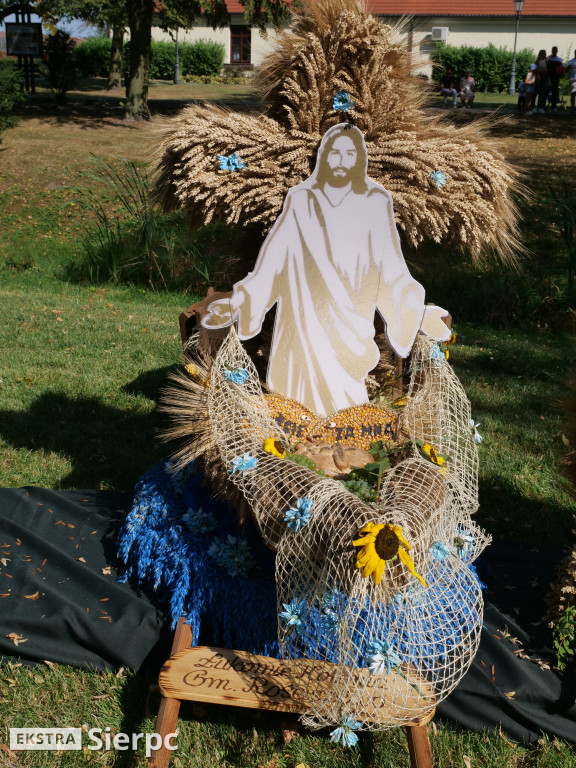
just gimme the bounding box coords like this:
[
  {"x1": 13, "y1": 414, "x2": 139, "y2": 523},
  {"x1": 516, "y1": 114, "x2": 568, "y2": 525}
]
[
  {"x1": 444, "y1": 349, "x2": 449, "y2": 360},
  {"x1": 419, "y1": 442, "x2": 447, "y2": 476},
  {"x1": 185, "y1": 363, "x2": 209, "y2": 388},
  {"x1": 352, "y1": 522, "x2": 427, "y2": 587},
  {"x1": 263, "y1": 437, "x2": 286, "y2": 458}
]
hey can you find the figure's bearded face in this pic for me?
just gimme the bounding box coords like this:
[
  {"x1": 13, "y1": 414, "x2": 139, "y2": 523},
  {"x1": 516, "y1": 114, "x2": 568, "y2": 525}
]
[{"x1": 325, "y1": 136, "x2": 358, "y2": 187}]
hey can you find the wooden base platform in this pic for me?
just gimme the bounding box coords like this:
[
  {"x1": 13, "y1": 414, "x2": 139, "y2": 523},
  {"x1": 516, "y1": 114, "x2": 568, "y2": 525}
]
[{"x1": 148, "y1": 617, "x2": 436, "y2": 768}]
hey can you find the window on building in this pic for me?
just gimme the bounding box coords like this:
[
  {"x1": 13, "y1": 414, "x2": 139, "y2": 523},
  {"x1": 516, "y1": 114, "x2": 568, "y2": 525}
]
[{"x1": 230, "y1": 25, "x2": 251, "y2": 64}]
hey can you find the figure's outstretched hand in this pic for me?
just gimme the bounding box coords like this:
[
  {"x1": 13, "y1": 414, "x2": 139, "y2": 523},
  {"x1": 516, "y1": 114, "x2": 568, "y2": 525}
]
[
  {"x1": 201, "y1": 298, "x2": 235, "y2": 330},
  {"x1": 420, "y1": 305, "x2": 451, "y2": 342}
]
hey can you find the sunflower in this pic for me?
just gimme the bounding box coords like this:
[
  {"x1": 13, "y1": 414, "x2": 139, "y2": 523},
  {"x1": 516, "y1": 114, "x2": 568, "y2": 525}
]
[
  {"x1": 417, "y1": 441, "x2": 448, "y2": 476},
  {"x1": 263, "y1": 437, "x2": 286, "y2": 458},
  {"x1": 352, "y1": 522, "x2": 427, "y2": 587}
]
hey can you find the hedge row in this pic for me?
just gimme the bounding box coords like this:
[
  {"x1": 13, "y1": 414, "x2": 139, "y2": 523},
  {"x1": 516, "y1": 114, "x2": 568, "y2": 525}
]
[
  {"x1": 74, "y1": 37, "x2": 225, "y2": 79},
  {"x1": 431, "y1": 42, "x2": 536, "y2": 92},
  {"x1": 0, "y1": 59, "x2": 28, "y2": 138}
]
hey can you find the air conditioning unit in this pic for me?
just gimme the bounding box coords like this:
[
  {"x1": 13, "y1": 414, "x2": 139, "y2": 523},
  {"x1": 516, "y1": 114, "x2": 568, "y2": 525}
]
[{"x1": 431, "y1": 27, "x2": 449, "y2": 42}]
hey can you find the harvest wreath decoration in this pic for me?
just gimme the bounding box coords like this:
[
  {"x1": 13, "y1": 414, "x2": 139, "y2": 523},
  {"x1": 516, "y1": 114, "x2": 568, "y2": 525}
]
[{"x1": 116, "y1": 0, "x2": 516, "y2": 738}]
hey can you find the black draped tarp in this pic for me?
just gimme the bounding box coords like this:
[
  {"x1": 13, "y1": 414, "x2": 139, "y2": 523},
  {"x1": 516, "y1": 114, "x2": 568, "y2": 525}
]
[
  {"x1": 0, "y1": 486, "x2": 575, "y2": 743},
  {"x1": 0, "y1": 487, "x2": 168, "y2": 671}
]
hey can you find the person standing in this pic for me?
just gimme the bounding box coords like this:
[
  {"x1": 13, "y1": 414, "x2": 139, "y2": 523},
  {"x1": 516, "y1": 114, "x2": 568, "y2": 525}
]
[
  {"x1": 566, "y1": 49, "x2": 576, "y2": 113},
  {"x1": 524, "y1": 63, "x2": 537, "y2": 113},
  {"x1": 547, "y1": 46, "x2": 564, "y2": 112},
  {"x1": 534, "y1": 49, "x2": 548, "y2": 114},
  {"x1": 459, "y1": 70, "x2": 475, "y2": 108},
  {"x1": 440, "y1": 68, "x2": 458, "y2": 107}
]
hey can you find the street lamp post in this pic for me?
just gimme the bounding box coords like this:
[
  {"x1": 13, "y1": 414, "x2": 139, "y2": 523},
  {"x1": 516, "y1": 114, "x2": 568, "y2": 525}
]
[{"x1": 508, "y1": 0, "x2": 525, "y2": 95}]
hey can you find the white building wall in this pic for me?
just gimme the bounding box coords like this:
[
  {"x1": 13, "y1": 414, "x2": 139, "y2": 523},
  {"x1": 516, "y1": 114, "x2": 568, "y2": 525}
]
[
  {"x1": 151, "y1": 16, "x2": 283, "y2": 69},
  {"x1": 382, "y1": 17, "x2": 576, "y2": 78},
  {"x1": 150, "y1": 16, "x2": 576, "y2": 74}
]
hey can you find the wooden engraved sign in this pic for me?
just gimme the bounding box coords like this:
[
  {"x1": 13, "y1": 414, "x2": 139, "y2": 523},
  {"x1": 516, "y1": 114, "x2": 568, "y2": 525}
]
[{"x1": 158, "y1": 646, "x2": 435, "y2": 725}]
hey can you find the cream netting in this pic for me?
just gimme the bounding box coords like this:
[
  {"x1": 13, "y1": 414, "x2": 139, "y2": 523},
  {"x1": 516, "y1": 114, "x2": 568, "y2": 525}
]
[{"x1": 165, "y1": 327, "x2": 490, "y2": 730}]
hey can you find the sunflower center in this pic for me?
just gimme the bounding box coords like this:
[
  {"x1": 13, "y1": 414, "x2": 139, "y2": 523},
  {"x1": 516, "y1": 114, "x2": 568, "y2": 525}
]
[
  {"x1": 374, "y1": 527, "x2": 400, "y2": 561},
  {"x1": 273, "y1": 440, "x2": 284, "y2": 455}
]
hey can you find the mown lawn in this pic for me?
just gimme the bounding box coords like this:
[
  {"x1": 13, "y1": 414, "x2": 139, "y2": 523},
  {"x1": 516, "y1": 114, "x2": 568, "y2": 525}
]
[{"x1": 1, "y1": 96, "x2": 576, "y2": 767}]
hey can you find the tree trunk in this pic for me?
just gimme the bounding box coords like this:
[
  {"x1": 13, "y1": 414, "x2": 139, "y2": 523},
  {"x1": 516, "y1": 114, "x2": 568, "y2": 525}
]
[
  {"x1": 125, "y1": 0, "x2": 154, "y2": 120},
  {"x1": 107, "y1": 24, "x2": 124, "y2": 90}
]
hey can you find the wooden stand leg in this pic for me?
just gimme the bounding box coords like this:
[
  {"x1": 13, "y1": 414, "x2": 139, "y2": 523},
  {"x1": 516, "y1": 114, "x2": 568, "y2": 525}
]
[
  {"x1": 405, "y1": 723, "x2": 433, "y2": 768},
  {"x1": 148, "y1": 617, "x2": 192, "y2": 768}
]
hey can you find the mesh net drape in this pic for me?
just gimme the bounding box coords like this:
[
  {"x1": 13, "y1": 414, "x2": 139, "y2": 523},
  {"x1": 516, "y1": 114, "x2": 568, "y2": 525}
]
[{"x1": 168, "y1": 328, "x2": 489, "y2": 730}]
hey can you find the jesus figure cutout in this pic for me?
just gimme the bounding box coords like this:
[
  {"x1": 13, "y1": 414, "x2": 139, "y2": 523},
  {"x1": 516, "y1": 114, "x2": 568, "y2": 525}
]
[{"x1": 202, "y1": 124, "x2": 451, "y2": 417}]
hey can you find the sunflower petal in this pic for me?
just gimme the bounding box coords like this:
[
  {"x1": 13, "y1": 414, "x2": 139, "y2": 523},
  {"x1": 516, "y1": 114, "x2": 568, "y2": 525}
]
[
  {"x1": 373, "y1": 558, "x2": 386, "y2": 585},
  {"x1": 353, "y1": 534, "x2": 376, "y2": 547},
  {"x1": 398, "y1": 548, "x2": 428, "y2": 587},
  {"x1": 392, "y1": 525, "x2": 411, "y2": 551}
]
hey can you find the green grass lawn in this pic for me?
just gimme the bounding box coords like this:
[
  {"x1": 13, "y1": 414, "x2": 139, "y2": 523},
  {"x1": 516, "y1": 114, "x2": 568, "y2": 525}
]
[{"x1": 1, "y1": 97, "x2": 576, "y2": 767}]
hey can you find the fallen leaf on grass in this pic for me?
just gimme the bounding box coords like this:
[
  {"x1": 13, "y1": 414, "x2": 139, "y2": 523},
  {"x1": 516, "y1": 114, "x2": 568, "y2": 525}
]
[
  {"x1": 280, "y1": 721, "x2": 300, "y2": 744},
  {"x1": 499, "y1": 727, "x2": 516, "y2": 748},
  {"x1": 463, "y1": 756, "x2": 472, "y2": 768},
  {"x1": 6, "y1": 632, "x2": 27, "y2": 646},
  {"x1": 0, "y1": 743, "x2": 17, "y2": 765},
  {"x1": 22, "y1": 591, "x2": 39, "y2": 600},
  {"x1": 0, "y1": 558, "x2": 10, "y2": 566}
]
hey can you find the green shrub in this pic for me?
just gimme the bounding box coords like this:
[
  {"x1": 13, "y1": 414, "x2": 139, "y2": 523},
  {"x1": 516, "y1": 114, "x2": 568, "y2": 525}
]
[
  {"x1": 41, "y1": 29, "x2": 76, "y2": 104},
  {"x1": 0, "y1": 59, "x2": 28, "y2": 139},
  {"x1": 180, "y1": 39, "x2": 225, "y2": 77},
  {"x1": 148, "y1": 39, "x2": 225, "y2": 79},
  {"x1": 72, "y1": 157, "x2": 238, "y2": 292},
  {"x1": 431, "y1": 42, "x2": 535, "y2": 92},
  {"x1": 182, "y1": 74, "x2": 247, "y2": 85},
  {"x1": 149, "y1": 40, "x2": 176, "y2": 79},
  {"x1": 74, "y1": 37, "x2": 114, "y2": 78}
]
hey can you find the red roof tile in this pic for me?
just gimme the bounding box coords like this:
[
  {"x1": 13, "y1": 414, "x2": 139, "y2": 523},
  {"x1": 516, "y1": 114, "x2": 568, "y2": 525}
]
[
  {"x1": 366, "y1": 0, "x2": 575, "y2": 16},
  {"x1": 225, "y1": 0, "x2": 575, "y2": 17}
]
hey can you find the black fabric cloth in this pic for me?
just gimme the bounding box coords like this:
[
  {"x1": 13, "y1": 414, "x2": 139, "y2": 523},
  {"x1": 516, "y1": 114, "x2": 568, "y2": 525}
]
[
  {"x1": 438, "y1": 539, "x2": 576, "y2": 742},
  {"x1": 1, "y1": 487, "x2": 575, "y2": 742},
  {"x1": 0, "y1": 487, "x2": 168, "y2": 671}
]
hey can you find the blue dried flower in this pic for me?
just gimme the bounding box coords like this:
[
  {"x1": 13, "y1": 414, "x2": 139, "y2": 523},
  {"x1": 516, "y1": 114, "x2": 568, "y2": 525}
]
[
  {"x1": 430, "y1": 541, "x2": 451, "y2": 561},
  {"x1": 216, "y1": 153, "x2": 245, "y2": 172},
  {"x1": 182, "y1": 506, "x2": 217, "y2": 534},
  {"x1": 333, "y1": 90, "x2": 354, "y2": 112},
  {"x1": 430, "y1": 342, "x2": 445, "y2": 367},
  {"x1": 207, "y1": 534, "x2": 257, "y2": 577},
  {"x1": 230, "y1": 452, "x2": 258, "y2": 474},
  {"x1": 224, "y1": 366, "x2": 249, "y2": 385},
  {"x1": 470, "y1": 419, "x2": 483, "y2": 444},
  {"x1": 284, "y1": 497, "x2": 313, "y2": 532},
  {"x1": 321, "y1": 608, "x2": 339, "y2": 638},
  {"x1": 454, "y1": 527, "x2": 475, "y2": 557},
  {"x1": 430, "y1": 170, "x2": 447, "y2": 189},
  {"x1": 279, "y1": 598, "x2": 308, "y2": 635},
  {"x1": 329, "y1": 715, "x2": 361, "y2": 747},
  {"x1": 365, "y1": 638, "x2": 402, "y2": 675}
]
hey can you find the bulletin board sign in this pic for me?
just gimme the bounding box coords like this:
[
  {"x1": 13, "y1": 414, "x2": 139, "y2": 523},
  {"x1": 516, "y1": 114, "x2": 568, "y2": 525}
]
[{"x1": 5, "y1": 23, "x2": 43, "y2": 57}]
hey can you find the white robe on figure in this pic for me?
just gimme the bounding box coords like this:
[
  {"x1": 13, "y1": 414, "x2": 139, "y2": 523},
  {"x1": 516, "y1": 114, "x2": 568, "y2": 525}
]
[
  {"x1": 229, "y1": 182, "x2": 426, "y2": 417},
  {"x1": 202, "y1": 124, "x2": 449, "y2": 417}
]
